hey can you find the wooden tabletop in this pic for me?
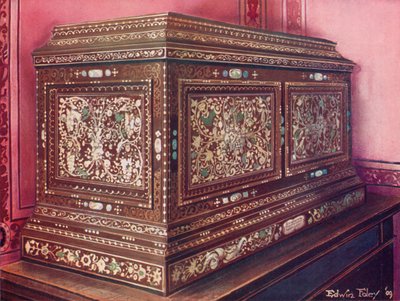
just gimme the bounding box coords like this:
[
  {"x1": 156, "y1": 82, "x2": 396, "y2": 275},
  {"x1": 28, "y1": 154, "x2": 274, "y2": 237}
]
[{"x1": 1, "y1": 193, "x2": 400, "y2": 301}]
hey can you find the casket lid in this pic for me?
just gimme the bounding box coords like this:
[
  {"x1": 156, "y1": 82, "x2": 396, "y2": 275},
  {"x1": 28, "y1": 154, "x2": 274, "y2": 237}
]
[{"x1": 33, "y1": 12, "x2": 354, "y2": 71}]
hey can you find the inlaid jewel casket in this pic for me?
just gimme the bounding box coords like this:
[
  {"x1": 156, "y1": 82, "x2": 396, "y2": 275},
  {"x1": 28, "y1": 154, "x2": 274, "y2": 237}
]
[{"x1": 23, "y1": 13, "x2": 365, "y2": 295}]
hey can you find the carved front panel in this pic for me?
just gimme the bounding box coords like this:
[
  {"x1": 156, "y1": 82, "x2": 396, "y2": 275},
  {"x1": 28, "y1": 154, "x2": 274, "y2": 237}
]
[
  {"x1": 285, "y1": 83, "x2": 349, "y2": 176},
  {"x1": 57, "y1": 95, "x2": 144, "y2": 187},
  {"x1": 179, "y1": 80, "x2": 282, "y2": 204},
  {"x1": 45, "y1": 82, "x2": 153, "y2": 207}
]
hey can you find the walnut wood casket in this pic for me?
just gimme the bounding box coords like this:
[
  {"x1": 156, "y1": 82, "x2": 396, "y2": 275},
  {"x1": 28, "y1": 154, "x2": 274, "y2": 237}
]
[{"x1": 22, "y1": 13, "x2": 365, "y2": 295}]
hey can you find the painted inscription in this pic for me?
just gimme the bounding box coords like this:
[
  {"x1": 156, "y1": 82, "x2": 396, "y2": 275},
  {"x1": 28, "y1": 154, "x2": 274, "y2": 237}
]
[
  {"x1": 325, "y1": 287, "x2": 393, "y2": 300},
  {"x1": 283, "y1": 215, "x2": 305, "y2": 235}
]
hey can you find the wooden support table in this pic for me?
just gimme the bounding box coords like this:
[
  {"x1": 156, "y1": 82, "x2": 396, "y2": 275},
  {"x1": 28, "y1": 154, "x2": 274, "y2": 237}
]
[{"x1": 1, "y1": 193, "x2": 399, "y2": 300}]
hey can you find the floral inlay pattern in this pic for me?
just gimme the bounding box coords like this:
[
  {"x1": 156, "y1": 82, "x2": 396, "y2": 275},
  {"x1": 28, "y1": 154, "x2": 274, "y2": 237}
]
[
  {"x1": 57, "y1": 94, "x2": 144, "y2": 187},
  {"x1": 291, "y1": 92, "x2": 342, "y2": 162},
  {"x1": 35, "y1": 206, "x2": 167, "y2": 237},
  {"x1": 307, "y1": 189, "x2": 365, "y2": 225},
  {"x1": 189, "y1": 94, "x2": 273, "y2": 186},
  {"x1": 170, "y1": 223, "x2": 282, "y2": 289},
  {"x1": 169, "y1": 188, "x2": 364, "y2": 290},
  {"x1": 24, "y1": 238, "x2": 163, "y2": 291}
]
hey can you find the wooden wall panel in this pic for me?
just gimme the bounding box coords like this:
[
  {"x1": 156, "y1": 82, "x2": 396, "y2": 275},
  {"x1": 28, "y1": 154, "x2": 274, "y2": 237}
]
[
  {"x1": 354, "y1": 159, "x2": 400, "y2": 190},
  {"x1": 239, "y1": 0, "x2": 268, "y2": 29},
  {"x1": 239, "y1": 0, "x2": 306, "y2": 35},
  {"x1": 0, "y1": 0, "x2": 31, "y2": 266},
  {"x1": 283, "y1": 0, "x2": 306, "y2": 35}
]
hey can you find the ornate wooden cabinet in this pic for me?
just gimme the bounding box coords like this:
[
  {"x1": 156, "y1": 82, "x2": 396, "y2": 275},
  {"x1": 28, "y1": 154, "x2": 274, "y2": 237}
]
[{"x1": 22, "y1": 13, "x2": 365, "y2": 295}]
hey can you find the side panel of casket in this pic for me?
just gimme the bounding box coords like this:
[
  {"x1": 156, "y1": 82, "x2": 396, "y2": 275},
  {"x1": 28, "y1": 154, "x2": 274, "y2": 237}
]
[
  {"x1": 22, "y1": 62, "x2": 169, "y2": 293},
  {"x1": 168, "y1": 64, "x2": 355, "y2": 224},
  {"x1": 285, "y1": 82, "x2": 350, "y2": 176},
  {"x1": 166, "y1": 63, "x2": 363, "y2": 292}
]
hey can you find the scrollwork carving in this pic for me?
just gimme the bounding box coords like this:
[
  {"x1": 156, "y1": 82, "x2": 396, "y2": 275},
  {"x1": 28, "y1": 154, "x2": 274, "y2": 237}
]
[
  {"x1": 189, "y1": 93, "x2": 273, "y2": 186},
  {"x1": 35, "y1": 206, "x2": 167, "y2": 237},
  {"x1": 167, "y1": 49, "x2": 353, "y2": 72},
  {"x1": 24, "y1": 238, "x2": 164, "y2": 292},
  {"x1": 169, "y1": 188, "x2": 364, "y2": 290}
]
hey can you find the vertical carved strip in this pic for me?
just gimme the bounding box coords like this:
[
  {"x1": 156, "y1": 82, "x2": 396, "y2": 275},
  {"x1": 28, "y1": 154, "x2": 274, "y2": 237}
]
[
  {"x1": 0, "y1": 0, "x2": 12, "y2": 258},
  {"x1": 0, "y1": 0, "x2": 9, "y2": 99},
  {"x1": 0, "y1": 0, "x2": 24, "y2": 265},
  {"x1": 239, "y1": 0, "x2": 267, "y2": 29},
  {"x1": 283, "y1": 0, "x2": 306, "y2": 35}
]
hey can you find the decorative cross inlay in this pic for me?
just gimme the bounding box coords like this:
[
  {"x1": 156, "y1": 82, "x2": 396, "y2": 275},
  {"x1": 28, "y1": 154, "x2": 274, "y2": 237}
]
[
  {"x1": 74, "y1": 70, "x2": 80, "y2": 78},
  {"x1": 213, "y1": 69, "x2": 220, "y2": 78},
  {"x1": 112, "y1": 68, "x2": 119, "y2": 77},
  {"x1": 252, "y1": 71, "x2": 259, "y2": 79},
  {"x1": 114, "y1": 205, "x2": 122, "y2": 214},
  {"x1": 250, "y1": 189, "x2": 257, "y2": 197}
]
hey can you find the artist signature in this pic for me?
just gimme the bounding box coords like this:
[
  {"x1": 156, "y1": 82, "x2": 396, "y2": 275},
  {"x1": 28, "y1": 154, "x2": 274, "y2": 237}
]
[{"x1": 325, "y1": 287, "x2": 393, "y2": 300}]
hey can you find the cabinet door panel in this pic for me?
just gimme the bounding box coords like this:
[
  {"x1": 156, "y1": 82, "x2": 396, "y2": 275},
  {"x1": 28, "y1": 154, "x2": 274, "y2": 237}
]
[
  {"x1": 43, "y1": 80, "x2": 153, "y2": 208},
  {"x1": 285, "y1": 82, "x2": 349, "y2": 176},
  {"x1": 178, "y1": 80, "x2": 282, "y2": 205}
]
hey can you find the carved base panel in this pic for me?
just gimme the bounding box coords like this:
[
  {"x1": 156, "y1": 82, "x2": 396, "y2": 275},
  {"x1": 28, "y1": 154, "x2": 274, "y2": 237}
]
[
  {"x1": 168, "y1": 187, "x2": 365, "y2": 292},
  {"x1": 22, "y1": 236, "x2": 165, "y2": 292},
  {"x1": 23, "y1": 175, "x2": 364, "y2": 294},
  {"x1": 23, "y1": 13, "x2": 364, "y2": 296}
]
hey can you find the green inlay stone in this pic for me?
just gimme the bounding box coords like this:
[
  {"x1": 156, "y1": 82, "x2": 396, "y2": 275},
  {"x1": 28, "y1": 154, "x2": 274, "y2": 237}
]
[
  {"x1": 172, "y1": 139, "x2": 177, "y2": 150},
  {"x1": 77, "y1": 167, "x2": 89, "y2": 179},
  {"x1": 115, "y1": 112, "x2": 124, "y2": 122},
  {"x1": 201, "y1": 110, "x2": 216, "y2": 126},
  {"x1": 236, "y1": 112, "x2": 245, "y2": 122},
  {"x1": 82, "y1": 107, "x2": 90, "y2": 120},
  {"x1": 229, "y1": 68, "x2": 242, "y2": 79},
  {"x1": 200, "y1": 168, "x2": 209, "y2": 177},
  {"x1": 259, "y1": 230, "x2": 267, "y2": 239},
  {"x1": 108, "y1": 262, "x2": 119, "y2": 271}
]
